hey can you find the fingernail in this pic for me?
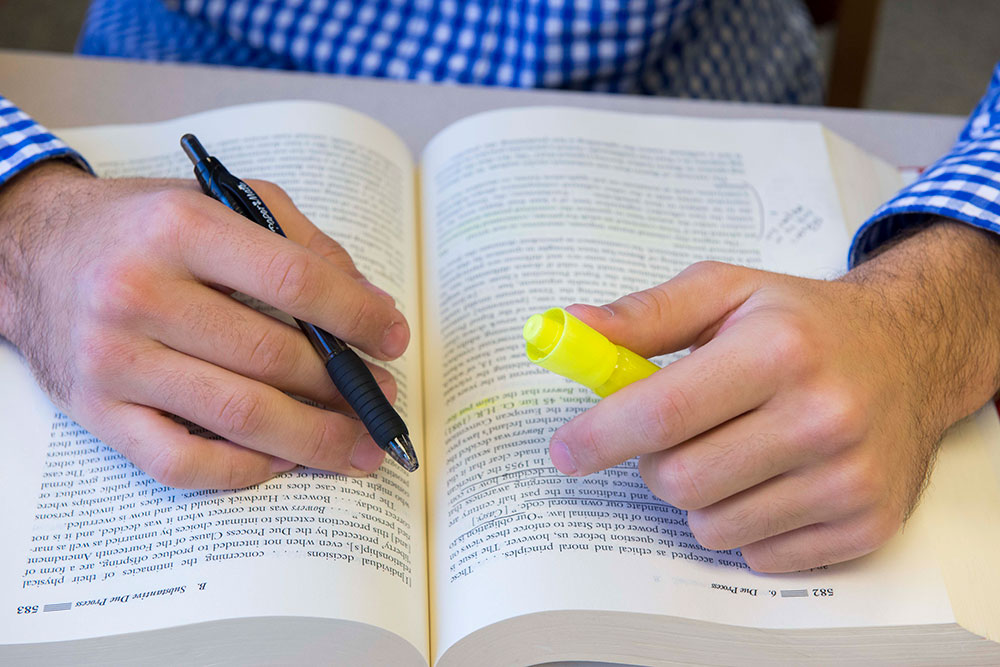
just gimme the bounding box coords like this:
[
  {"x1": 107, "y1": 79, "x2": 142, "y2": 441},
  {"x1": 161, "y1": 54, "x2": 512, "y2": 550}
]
[
  {"x1": 270, "y1": 457, "x2": 298, "y2": 473},
  {"x1": 381, "y1": 321, "x2": 408, "y2": 357},
  {"x1": 361, "y1": 280, "x2": 395, "y2": 305},
  {"x1": 550, "y1": 439, "x2": 579, "y2": 475},
  {"x1": 570, "y1": 303, "x2": 614, "y2": 320},
  {"x1": 595, "y1": 304, "x2": 616, "y2": 318},
  {"x1": 351, "y1": 434, "x2": 385, "y2": 473}
]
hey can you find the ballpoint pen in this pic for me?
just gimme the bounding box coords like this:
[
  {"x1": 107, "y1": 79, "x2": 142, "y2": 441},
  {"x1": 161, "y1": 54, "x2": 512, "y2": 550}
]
[{"x1": 180, "y1": 133, "x2": 418, "y2": 473}]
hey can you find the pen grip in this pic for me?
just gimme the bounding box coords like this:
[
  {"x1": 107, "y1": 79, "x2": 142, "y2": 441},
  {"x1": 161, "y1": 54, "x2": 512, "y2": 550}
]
[{"x1": 326, "y1": 350, "x2": 407, "y2": 447}]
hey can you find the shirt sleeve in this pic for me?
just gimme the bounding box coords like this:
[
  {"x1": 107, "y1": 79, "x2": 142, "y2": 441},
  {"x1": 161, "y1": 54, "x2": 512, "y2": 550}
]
[
  {"x1": 0, "y1": 95, "x2": 92, "y2": 188},
  {"x1": 849, "y1": 62, "x2": 1000, "y2": 267}
]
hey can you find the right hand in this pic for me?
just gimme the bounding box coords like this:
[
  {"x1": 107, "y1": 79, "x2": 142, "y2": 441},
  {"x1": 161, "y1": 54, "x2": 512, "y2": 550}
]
[
  {"x1": 0, "y1": 161, "x2": 410, "y2": 488},
  {"x1": 549, "y1": 221, "x2": 1000, "y2": 572}
]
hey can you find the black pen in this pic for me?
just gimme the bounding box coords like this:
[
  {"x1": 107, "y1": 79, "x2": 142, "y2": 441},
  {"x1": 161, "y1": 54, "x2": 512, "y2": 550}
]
[{"x1": 180, "y1": 133, "x2": 418, "y2": 473}]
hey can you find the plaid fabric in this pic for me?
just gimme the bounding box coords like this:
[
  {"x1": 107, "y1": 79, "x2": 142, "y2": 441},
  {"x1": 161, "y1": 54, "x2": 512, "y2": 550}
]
[
  {"x1": 850, "y1": 63, "x2": 1000, "y2": 265},
  {"x1": 4, "y1": 0, "x2": 825, "y2": 192},
  {"x1": 77, "y1": 0, "x2": 823, "y2": 100},
  {"x1": 0, "y1": 97, "x2": 91, "y2": 187}
]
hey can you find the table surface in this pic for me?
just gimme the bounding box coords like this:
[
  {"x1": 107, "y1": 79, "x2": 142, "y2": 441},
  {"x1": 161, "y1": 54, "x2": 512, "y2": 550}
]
[
  {"x1": 1, "y1": 49, "x2": 968, "y2": 168},
  {"x1": 0, "y1": 48, "x2": 976, "y2": 666}
]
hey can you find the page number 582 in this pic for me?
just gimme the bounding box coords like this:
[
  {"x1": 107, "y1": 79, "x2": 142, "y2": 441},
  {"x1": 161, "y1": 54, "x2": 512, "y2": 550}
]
[{"x1": 812, "y1": 588, "x2": 834, "y2": 597}]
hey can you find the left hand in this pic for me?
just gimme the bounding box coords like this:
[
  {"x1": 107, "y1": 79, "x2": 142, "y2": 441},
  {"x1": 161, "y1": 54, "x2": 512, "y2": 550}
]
[{"x1": 549, "y1": 221, "x2": 1000, "y2": 572}]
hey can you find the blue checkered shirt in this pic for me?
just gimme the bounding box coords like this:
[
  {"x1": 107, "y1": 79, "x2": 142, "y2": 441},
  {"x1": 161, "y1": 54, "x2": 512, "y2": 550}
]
[
  {"x1": 850, "y1": 64, "x2": 1000, "y2": 265},
  {"x1": 76, "y1": 0, "x2": 822, "y2": 98},
  {"x1": 1, "y1": 0, "x2": 999, "y2": 261}
]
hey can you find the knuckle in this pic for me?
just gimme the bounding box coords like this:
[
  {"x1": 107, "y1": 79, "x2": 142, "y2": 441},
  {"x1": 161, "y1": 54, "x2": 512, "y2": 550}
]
[
  {"x1": 267, "y1": 249, "x2": 317, "y2": 312},
  {"x1": 142, "y1": 188, "x2": 202, "y2": 245},
  {"x1": 831, "y1": 456, "x2": 883, "y2": 510},
  {"x1": 215, "y1": 390, "x2": 267, "y2": 440},
  {"x1": 644, "y1": 385, "x2": 693, "y2": 443},
  {"x1": 246, "y1": 327, "x2": 293, "y2": 381},
  {"x1": 681, "y1": 259, "x2": 729, "y2": 282},
  {"x1": 145, "y1": 185, "x2": 201, "y2": 213},
  {"x1": 614, "y1": 287, "x2": 671, "y2": 322},
  {"x1": 763, "y1": 314, "x2": 813, "y2": 373},
  {"x1": 740, "y1": 530, "x2": 814, "y2": 573},
  {"x1": 145, "y1": 446, "x2": 195, "y2": 488},
  {"x1": 298, "y1": 418, "x2": 338, "y2": 468},
  {"x1": 686, "y1": 509, "x2": 731, "y2": 550},
  {"x1": 108, "y1": 427, "x2": 142, "y2": 468},
  {"x1": 562, "y1": 415, "x2": 617, "y2": 471},
  {"x1": 805, "y1": 389, "x2": 869, "y2": 451},
  {"x1": 311, "y1": 235, "x2": 352, "y2": 266},
  {"x1": 221, "y1": 457, "x2": 262, "y2": 490},
  {"x1": 308, "y1": 234, "x2": 361, "y2": 277},
  {"x1": 740, "y1": 541, "x2": 783, "y2": 572},
  {"x1": 85, "y1": 259, "x2": 156, "y2": 323},
  {"x1": 652, "y1": 453, "x2": 707, "y2": 509},
  {"x1": 342, "y1": 290, "x2": 380, "y2": 340}
]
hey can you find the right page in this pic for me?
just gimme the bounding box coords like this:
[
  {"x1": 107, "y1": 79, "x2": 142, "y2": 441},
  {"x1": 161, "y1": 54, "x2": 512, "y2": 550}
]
[{"x1": 418, "y1": 107, "x2": 960, "y2": 663}]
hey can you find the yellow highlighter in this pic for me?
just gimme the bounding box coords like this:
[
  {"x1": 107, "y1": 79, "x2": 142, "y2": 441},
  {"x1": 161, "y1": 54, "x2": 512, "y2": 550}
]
[{"x1": 523, "y1": 307, "x2": 659, "y2": 397}]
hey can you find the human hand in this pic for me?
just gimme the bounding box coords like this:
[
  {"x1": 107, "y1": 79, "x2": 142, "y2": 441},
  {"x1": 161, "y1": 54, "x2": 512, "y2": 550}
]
[
  {"x1": 0, "y1": 162, "x2": 409, "y2": 488},
  {"x1": 549, "y1": 222, "x2": 1000, "y2": 572}
]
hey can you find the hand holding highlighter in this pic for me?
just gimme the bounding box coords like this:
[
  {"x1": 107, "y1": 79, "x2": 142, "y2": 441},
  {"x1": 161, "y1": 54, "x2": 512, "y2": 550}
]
[{"x1": 523, "y1": 307, "x2": 659, "y2": 396}]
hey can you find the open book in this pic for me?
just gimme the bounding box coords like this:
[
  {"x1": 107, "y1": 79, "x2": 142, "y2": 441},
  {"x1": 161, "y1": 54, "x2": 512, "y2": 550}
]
[{"x1": 2, "y1": 100, "x2": 999, "y2": 665}]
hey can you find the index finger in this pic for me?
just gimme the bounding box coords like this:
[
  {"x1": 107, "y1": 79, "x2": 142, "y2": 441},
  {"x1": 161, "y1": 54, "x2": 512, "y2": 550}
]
[
  {"x1": 245, "y1": 180, "x2": 372, "y2": 283},
  {"x1": 550, "y1": 318, "x2": 781, "y2": 476},
  {"x1": 163, "y1": 190, "x2": 409, "y2": 360},
  {"x1": 566, "y1": 261, "x2": 763, "y2": 358}
]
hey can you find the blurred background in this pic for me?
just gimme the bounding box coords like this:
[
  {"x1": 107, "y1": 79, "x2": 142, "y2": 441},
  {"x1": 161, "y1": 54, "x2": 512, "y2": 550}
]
[{"x1": 1, "y1": 0, "x2": 998, "y2": 116}]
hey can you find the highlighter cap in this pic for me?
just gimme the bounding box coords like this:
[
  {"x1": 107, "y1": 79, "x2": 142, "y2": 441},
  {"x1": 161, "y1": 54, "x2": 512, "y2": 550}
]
[{"x1": 523, "y1": 308, "x2": 619, "y2": 391}]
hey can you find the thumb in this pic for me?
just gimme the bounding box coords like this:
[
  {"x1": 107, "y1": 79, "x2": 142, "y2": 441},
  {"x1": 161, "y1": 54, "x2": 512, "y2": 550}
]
[{"x1": 565, "y1": 261, "x2": 764, "y2": 358}]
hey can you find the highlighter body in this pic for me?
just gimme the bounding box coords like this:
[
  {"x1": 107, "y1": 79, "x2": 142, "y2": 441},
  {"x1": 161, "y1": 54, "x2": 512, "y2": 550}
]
[{"x1": 523, "y1": 308, "x2": 659, "y2": 397}]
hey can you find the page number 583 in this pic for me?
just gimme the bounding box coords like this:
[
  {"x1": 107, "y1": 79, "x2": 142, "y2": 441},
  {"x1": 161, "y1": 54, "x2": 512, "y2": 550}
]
[{"x1": 17, "y1": 605, "x2": 38, "y2": 614}]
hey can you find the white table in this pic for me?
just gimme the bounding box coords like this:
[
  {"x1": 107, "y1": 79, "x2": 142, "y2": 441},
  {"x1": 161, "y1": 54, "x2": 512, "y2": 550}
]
[{"x1": 1, "y1": 49, "x2": 966, "y2": 169}]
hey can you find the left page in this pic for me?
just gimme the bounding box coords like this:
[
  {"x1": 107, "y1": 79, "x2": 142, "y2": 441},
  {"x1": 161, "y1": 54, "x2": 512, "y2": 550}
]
[{"x1": 0, "y1": 101, "x2": 427, "y2": 662}]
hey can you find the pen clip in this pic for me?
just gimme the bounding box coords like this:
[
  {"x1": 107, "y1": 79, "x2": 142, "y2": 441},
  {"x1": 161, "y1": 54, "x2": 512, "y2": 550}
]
[
  {"x1": 181, "y1": 133, "x2": 279, "y2": 233},
  {"x1": 182, "y1": 134, "x2": 251, "y2": 218},
  {"x1": 214, "y1": 173, "x2": 285, "y2": 237}
]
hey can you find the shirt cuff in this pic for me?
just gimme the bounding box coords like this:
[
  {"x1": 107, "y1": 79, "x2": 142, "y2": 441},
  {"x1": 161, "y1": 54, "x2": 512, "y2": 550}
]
[
  {"x1": 0, "y1": 96, "x2": 93, "y2": 188},
  {"x1": 849, "y1": 136, "x2": 1000, "y2": 268}
]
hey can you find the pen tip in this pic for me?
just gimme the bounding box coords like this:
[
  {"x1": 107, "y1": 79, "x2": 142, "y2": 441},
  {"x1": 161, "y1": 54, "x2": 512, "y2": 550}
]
[{"x1": 385, "y1": 434, "x2": 419, "y2": 472}]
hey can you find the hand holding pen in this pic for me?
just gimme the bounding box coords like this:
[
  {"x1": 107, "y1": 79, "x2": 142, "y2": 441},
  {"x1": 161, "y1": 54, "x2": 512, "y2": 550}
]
[
  {"x1": 0, "y1": 151, "x2": 412, "y2": 488},
  {"x1": 181, "y1": 134, "x2": 417, "y2": 472}
]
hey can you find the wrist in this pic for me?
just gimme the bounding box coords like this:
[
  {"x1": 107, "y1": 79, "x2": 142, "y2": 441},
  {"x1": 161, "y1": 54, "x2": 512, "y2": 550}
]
[
  {"x1": 0, "y1": 160, "x2": 94, "y2": 341},
  {"x1": 845, "y1": 219, "x2": 1000, "y2": 431}
]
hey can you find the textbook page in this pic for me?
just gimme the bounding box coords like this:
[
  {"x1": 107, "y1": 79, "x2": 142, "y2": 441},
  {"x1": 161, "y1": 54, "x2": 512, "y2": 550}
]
[
  {"x1": 821, "y1": 128, "x2": 903, "y2": 238},
  {"x1": 418, "y1": 107, "x2": 955, "y2": 662},
  {"x1": 0, "y1": 101, "x2": 427, "y2": 661}
]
